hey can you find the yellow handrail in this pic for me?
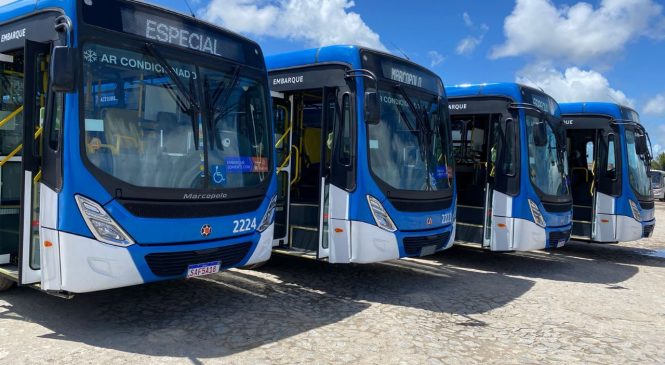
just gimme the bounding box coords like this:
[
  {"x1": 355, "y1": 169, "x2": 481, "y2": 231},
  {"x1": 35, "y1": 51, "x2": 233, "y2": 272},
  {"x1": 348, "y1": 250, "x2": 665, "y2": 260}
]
[
  {"x1": 290, "y1": 145, "x2": 301, "y2": 186},
  {"x1": 0, "y1": 126, "x2": 45, "y2": 168},
  {"x1": 278, "y1": 151, "x2": 291, "y2": 172},
  {"x1": 0, "y1": 143, "x2": 23, "y2": 167},
  {"x1": 0, "y1": 105, "x2": 24, "y2": 129},
  {"x1": 33, "y1": 170, "x2": 42, "y2": 184},
  {"x1": 275, "y1": 125, "x2": 292, "y2": 149}
]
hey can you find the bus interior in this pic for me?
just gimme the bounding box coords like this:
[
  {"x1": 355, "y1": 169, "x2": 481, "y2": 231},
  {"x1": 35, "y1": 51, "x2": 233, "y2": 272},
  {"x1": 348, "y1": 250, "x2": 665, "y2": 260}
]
[
  {"x1": 566, "y1": 128, "x2": 603, "y2": 238},
  {"x1": 273, "y1": 88, "x2": 336, "y2": 256},
  {"x1": 0, "y1": 49, "x2": 29, "y2": 275},
  {"x1": 451, "y1": 113, "x2": 503, "y2": 245}
]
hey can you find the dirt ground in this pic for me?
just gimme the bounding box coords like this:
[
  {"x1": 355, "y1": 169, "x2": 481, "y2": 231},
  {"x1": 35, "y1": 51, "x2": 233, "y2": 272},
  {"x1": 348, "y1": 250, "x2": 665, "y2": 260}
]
[{"x1": 0, "y1": 203, "x2": 664, "y2": 364}]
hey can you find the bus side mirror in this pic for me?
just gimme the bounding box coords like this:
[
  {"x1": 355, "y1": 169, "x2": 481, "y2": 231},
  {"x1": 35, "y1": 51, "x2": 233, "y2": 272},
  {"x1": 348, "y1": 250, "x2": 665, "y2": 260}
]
[
  {"x1": 635, "y1": 133, "x2": 648, "y2": 156},
  {"x1": 364, "y1": 91, "x2": 380, "y2": 124},
  {"x1": 533, "y1": 122, "x2": 548, "y2": 147},
  {"x1": 50, "y1": 46, "x2": 79, "y2": 92}
]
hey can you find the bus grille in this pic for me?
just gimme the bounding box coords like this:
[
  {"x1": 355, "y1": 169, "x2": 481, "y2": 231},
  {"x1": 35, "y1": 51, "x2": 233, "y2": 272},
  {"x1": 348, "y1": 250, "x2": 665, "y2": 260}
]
[
  {"x1": 547, "y1": 230, "x2": 571, "y2": 249},
  {"x1": 145, "y1": 242, "x2": 253, "y2": 277},
  {"x1": 403, "y1": 232, "x2": 451, "y2": 256},
  {"x1": 643, "y1": 225, "x2": 654, "y2": 238}
]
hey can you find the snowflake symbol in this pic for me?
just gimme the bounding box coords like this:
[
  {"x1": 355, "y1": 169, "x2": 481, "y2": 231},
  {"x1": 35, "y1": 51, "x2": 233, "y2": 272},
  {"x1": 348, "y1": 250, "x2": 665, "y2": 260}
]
[{"x1": 83, "y1": 49, "x2": 97, "y2": 63}]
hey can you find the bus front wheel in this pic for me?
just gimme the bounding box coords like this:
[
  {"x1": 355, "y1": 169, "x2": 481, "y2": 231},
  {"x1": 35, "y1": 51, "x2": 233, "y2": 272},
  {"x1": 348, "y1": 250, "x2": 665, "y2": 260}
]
[{"x1": 0, "y1": 277, "x2": 15, "y2": 292}]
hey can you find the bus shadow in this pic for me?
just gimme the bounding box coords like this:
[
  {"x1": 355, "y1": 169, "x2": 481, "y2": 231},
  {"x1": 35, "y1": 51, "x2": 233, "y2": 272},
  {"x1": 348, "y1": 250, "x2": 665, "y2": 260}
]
[
  {"x1": 558, "y1": 240, "x2": 665, "y2": 269},
  {"x1": 0, "y1": 270, "x2": 370, "y2": 360},
  {"x1": 429, "y1": 242, "x2": 641, "y2": 285},
  {"x1": 256, "y1": 253, "x2": 535, "y2": 318}
]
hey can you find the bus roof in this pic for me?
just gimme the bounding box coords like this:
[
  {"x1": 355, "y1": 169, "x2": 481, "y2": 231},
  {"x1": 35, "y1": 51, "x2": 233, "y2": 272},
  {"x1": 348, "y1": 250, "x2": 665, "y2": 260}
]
[
  {"x1": 266, "y1": 45, "x2": 362, "y2": 70},
  {"x1": 265, "y1": 44, "x2": 434, "y2": 75},
  {"x1": 445, "y1": 82, "x2": 545, "y2": 102},
  {"x1": 0, "y1": 0, "x2": 75, "y2": 21},
  {"x1": 559, "y1": 102, "x2": 639, "y2": 120}
]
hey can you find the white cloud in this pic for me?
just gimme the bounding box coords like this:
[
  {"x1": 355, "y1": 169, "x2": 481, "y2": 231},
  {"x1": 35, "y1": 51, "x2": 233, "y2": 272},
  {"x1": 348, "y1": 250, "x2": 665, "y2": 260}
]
[
  {"x1": 491, "y1": 0, "x2": 665, "y2": 63},
  {"x1": 456, "y1": 36, "x2": 483, "y2": 56},
  {"x1": 427, "y1": 51, "x2": 445, "y2": 68},
  {"x1": 516, "y1": 63, "x2": 633, "y2": 106},
  {"x1": 201, "y1": 0, "x2": 386, "y2": 51},
  {"x1": 644, "y1": 94, "x2": 665, "y2": 116},
  {"x1": 455, "y1": 12, "x2": 488, "y2": 56},
  {"x1": 462, "y1": 12, "x2": 474, "y2": 27}
]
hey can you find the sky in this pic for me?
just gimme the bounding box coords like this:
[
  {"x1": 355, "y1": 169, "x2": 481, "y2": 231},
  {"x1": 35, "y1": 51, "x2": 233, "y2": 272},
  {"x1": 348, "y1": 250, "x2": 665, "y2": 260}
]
[{"x1": 149, "y1": 0, "x2": 665, "y2": 153}]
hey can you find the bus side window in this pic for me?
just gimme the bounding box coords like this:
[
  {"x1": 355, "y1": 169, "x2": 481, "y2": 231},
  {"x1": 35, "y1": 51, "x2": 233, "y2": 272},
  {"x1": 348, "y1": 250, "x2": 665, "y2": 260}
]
[
  {"x1": 502, "y1": 116, "x2": 516, "y2": 176},
  {"x1": 338, "y1": 94, "x2": 352, "y2": 166},
  {"x1": 586, "y1": 141, "x2": 594, "y2": 169},
  {"x1": 48, "y1": 93, "x2": 64, "y2": 151},
  {"x1": 606, "y1": 134, "x2": 616, "y2": 180}
]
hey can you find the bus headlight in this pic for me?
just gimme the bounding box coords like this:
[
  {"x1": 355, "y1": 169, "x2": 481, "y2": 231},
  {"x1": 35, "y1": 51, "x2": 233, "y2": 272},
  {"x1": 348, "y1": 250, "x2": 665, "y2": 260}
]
[
  {"x1": 629, "y1": 200, "x2": 641, "y2": 222},
  {"x1": 528, "y1": 199, "x2": 546, "y2": 228},
  {"x1": 75, "y1": 195, "x2": 134, "y2": 247},
  {"x1": 367, "y1": 195, "x2": 397, "y2": 232},
  {"x1": 257, "y1": 195, "x2": 277, "y2": 232}
]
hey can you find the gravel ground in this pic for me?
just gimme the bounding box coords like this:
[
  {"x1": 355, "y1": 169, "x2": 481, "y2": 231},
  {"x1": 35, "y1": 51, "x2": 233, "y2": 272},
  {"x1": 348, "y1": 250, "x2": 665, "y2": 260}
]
[{"x1": 0, "y1": 203, "x2": 664, "y2": 364}]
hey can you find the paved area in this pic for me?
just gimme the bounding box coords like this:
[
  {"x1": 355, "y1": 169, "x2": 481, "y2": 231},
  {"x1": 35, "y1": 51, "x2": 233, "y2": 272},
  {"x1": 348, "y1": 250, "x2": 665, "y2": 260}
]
[{"x1": 1, "y1": 204, "x2": 664, "y2": 364}]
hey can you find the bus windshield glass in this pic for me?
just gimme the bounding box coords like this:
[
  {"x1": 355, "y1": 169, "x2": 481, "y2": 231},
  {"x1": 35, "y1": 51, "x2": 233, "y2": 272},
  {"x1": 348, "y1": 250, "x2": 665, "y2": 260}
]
[
  {"x1": 526, "y1": 114, "x2": 569, "y2": 198},
  {"x1": 81, "y1": 42, "x2": 271, "y2": 191},
  {"x1": 652, "y1": 172, "x2": 662, "y2": 188},
  {"x1": 625, "y1": 128, "x2": 651, "y2": 198},
  {"x1": 368, "y1": 87, "x2": 453, "y2": 191}
]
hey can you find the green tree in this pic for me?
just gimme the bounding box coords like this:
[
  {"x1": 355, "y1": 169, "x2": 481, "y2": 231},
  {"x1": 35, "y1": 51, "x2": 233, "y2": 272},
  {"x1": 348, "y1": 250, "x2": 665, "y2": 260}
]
[{"x1": 652, "y1": 152, "x2": 665, "y2": 170}]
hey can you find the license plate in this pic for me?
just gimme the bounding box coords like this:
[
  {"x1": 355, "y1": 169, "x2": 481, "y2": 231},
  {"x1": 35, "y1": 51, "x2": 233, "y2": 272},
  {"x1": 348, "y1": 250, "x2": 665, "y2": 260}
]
[
  {"x1": 420, "y1": 245, "x2": 437, "y2": 257},
  {"x1": 557, "y1": 239, "x2": 566, "y2": 248},
  {"x1": 186, "y1": 261, "x2": 221, "y2": 278}
]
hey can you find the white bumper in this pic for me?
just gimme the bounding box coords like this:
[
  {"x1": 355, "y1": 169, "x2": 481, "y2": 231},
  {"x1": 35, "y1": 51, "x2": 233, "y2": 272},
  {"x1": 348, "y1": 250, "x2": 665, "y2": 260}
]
[
  {"x1": 616, "y1": 215, "x2": 647, "y2": 242},
  {"x1": 512, "y1": 218, "x2": 548, "y2": 251},
  {"x1": 58, "y1": 232, "x2": 144, "y2": 293},
  {"x1": 244, "y1": 224, "x2": 274, "y2": 266},
  {"x1": 349, "y1": 221, "x2": 400, "y2": 264}
]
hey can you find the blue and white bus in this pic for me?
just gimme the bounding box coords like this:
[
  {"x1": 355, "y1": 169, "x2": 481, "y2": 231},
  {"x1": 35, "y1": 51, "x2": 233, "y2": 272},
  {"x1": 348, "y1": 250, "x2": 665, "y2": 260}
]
[
  {"x1": 446, "y1": 83, "x2": 573, "y2": 251},
  {"x1": 0, "y1": 0, "x2": 276, "y2": 295},
  {"x1": 560, "y1": 102, "x2": 655, "y2": 242},
  {"x1": 265, "y1": 45, "x2": 456, "y2": 263}
]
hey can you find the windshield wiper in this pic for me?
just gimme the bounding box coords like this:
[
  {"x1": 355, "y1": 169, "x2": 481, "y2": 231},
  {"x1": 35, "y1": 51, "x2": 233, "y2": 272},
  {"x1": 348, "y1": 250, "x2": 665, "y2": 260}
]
[
  {"x1": 394, "y1": 84, "x2": 434, "y2": 190},
  {"x1": 145, "y1": 43, "x2": 201, "y2": 149},
  {"x1": 204, "y1": 66, "x2": 242, "y2": 150}
]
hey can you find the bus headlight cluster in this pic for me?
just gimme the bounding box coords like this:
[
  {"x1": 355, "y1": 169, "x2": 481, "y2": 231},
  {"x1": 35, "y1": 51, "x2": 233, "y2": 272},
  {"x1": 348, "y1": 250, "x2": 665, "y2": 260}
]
[
  {"x1": 257, "y1": 195, "x2": 277, "y2": 232},
  {"x1": 367, "y1": 195, "x2": 397, "y2": 232},
  {"x1": 629, "y1": 200, "x2": 641, "y2": 222},
  {"x1": 75, "y1": 195, "x2": 134, "y2": 247},
  {"x1": 528, "y1": 199, "x2": 546, "y2": 228}
]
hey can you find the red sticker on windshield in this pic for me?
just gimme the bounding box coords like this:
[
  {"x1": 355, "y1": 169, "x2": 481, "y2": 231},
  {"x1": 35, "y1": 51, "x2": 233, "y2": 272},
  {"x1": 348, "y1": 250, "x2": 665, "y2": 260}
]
[{"x1": 252, "y1": 157, "x2": 269, "y2": 172}]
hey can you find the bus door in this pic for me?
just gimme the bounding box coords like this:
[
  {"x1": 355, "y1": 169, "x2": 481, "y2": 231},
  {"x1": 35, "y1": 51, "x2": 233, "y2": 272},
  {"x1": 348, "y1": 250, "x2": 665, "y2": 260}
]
[
  {"x1": 317, "y1": 87, "x2": 338, "y2": 259},
  {"x1": 451, "y1": 114, "x2": 492, "y2": 246},
  {"x1": 592, "y1": 128, "x2": 618, "y2": 241},
  {"x1": 271, "y1": 92, "x2": 294, "y2": 246},
  {"x1": 568, "y1": 129, "x2": 597, "y2": 239},
  {"x1": 0, "y1": 41, "x2": 51, "y2": 285}
]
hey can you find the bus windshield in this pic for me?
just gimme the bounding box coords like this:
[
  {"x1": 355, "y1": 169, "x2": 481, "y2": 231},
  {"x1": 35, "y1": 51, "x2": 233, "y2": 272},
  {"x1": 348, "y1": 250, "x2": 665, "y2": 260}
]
[
  {"x1": 368, "y1": 87, "x2": 453, "y2": 191},
  {"x1": 81, "y1": 42, "x2": 271, "y2": 192},
  {"x1": 652, "y1": 172, "x2": 663, "y2": 188},
  {"x1": 526, "y1": 114, "x2": 569, "y2": 198},
  {"x1": 625, "y1": 129, "x2": 651, "y2": 198}
]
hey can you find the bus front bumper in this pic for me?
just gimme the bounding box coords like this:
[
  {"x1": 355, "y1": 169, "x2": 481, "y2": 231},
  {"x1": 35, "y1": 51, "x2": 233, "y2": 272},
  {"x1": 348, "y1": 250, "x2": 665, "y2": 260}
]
[
  {"x1": 51, "y1": 225, "x2": 273, "y2": 293},
  {"x1": 510, "y1": 219, "x2": 572, "y2": 251}
]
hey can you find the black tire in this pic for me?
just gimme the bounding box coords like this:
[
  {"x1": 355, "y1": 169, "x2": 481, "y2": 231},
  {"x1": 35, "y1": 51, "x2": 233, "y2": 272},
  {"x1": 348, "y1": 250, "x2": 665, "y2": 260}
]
[{"x1": 0, "y1": 277, "x2": 15, "y2": 292}]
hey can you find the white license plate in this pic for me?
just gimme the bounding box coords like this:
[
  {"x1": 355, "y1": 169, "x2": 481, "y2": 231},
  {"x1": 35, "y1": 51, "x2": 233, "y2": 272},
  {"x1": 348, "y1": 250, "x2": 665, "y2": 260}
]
[
  {"x1": 420, "y1": 245, "x2": 437, "y2": 257},
  {"x1": 186, "y1": 261, "x2": 221, "y2": 278},
  {"x1": 557, "y1": 239, "x2": 566, "y2": 248}
]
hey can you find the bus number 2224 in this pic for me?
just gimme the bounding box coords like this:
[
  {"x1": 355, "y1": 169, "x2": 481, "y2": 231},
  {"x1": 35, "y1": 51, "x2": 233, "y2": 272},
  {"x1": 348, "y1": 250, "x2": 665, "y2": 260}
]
[{"x1": 233, "y1": 218, "x2": 257, "y2": 233}]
